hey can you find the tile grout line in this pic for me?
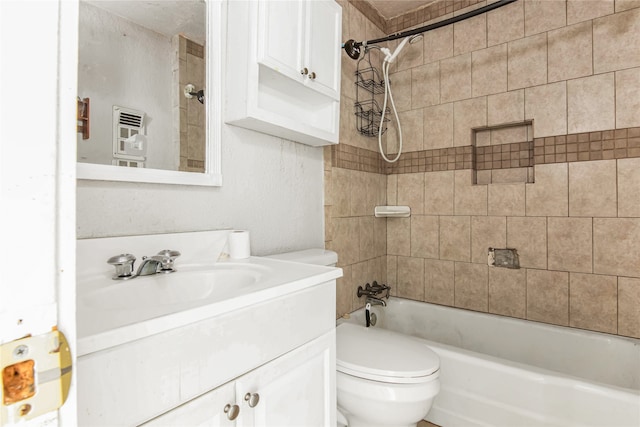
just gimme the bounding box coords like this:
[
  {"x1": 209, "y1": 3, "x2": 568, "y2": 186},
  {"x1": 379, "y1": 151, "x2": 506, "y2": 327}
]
[
  {"x1": 545, "y1": 29, "x2": 549, "y2": 87},
  {"x1": 524, "y1": 266, "x2": 528, "y2": 322},
  {"x1": 616, "y1": 274, "x2": 619, "y2": 334},
  {"x1": 614, "y1": 152, "x2": 618, "y2": 333}
]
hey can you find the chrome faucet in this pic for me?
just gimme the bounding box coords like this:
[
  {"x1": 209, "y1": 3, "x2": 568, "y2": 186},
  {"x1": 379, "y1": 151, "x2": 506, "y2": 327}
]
[
  {"x1": 366, "y1": 296, "x2": 386, "y2": 307},
  {"x1": 358, "y1": 281, "x2": 390, "y2": 328},
  {"x1": 136, "y1": 255, "x2": 166, "y2": 276},
  {"x1": 107, "y1": 250, "x2": 180, "y2": 280},
  {"x1": 136, "y1": 250, "x2": 181, "y2": 276}
]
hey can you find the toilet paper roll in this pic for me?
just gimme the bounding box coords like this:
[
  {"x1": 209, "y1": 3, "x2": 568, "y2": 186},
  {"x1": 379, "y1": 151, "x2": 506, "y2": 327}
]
[{"x1": 228, "y1": 230, "x2": 250, "y2": 259}]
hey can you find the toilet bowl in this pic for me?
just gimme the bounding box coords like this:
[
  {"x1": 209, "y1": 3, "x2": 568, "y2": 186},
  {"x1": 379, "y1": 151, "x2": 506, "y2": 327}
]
[
  {"x1": 336, "y1": 323, "x2": 440, "y2": 427},
  {"x1": 266, "y1": 249, "x2": 440, "y2": 427}
]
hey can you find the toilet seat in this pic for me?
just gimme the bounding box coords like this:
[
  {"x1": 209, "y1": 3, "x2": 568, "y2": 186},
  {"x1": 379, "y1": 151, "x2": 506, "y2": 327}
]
[{"x1": 336, "y1": 323, "x2": 440, "y2": 384}]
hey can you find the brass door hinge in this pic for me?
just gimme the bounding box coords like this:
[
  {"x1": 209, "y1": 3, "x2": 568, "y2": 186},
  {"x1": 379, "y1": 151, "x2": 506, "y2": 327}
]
[{"x1": 1, "y1": 329, "x2": 72, "y2": 424}]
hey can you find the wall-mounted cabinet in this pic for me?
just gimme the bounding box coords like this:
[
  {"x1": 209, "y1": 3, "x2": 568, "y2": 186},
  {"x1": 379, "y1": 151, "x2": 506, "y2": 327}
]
[
  {"x1": 257, "y1": 0, "x2": 341, "y2": 100},
  {"x1": 225, "y1": 0, "x2": 342, "y2": 146}
]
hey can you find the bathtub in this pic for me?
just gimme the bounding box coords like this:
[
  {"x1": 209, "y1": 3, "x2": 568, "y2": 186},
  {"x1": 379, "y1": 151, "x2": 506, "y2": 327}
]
[{"x1": 341, "y1": 297, "x2": 640, "y2": 427}]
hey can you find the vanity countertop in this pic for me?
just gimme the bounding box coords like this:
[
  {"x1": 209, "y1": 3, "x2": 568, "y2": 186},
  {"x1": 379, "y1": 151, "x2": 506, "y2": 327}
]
[{"x1": 77, "y1": 256, "x2": 341, "y2": 356}]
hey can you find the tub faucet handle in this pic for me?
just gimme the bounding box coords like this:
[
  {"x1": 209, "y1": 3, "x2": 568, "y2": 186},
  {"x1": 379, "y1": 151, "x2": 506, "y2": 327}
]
[
  {"x1": 357, "y1": 281, "x2": 391, "y2": 298},
  {"x1": 383, "y1": 284, "x2": 391, "y2": 299}
]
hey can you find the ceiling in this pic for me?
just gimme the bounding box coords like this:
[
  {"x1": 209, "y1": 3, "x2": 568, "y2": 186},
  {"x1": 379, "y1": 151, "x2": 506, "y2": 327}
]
[
  {"x1": 365, "y1": 0, "x2": 439, "y2": 20},
  {"x1": 86, "y1": 0, "x2": 438, "y2": 42},
  {"x1": 85, "y1": 0, "x2": 205, "y2": 44}
]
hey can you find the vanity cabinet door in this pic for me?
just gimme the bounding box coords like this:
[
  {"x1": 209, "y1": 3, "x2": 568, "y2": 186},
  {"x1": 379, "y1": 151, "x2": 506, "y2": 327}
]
[
  {"x1": 141, "y1": 381, "x2": 237, "y2": 427},
  {"x1": 235, "y1": 331, "x2": 336, "y2": 427}
]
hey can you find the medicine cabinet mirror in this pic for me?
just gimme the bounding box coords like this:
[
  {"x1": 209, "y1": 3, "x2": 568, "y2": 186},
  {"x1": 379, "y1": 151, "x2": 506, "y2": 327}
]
[{"x1": 76, "y1": 0, "x2": 222, "y2": 186}]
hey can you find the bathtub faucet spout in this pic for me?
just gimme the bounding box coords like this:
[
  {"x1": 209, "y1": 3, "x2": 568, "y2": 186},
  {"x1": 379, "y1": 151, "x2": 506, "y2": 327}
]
[{"x1": 366, "y1": 296, "x2": 386, "y2": 307}]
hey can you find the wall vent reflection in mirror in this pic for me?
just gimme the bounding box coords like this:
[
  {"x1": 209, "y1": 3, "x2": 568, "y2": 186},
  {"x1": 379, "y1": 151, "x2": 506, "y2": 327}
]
[{"x1": 113, "y1": 106, "x2": 146, "y2": 166}]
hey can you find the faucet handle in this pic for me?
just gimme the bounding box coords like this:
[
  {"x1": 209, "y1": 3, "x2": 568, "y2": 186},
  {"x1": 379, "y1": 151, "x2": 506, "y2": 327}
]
[
  {"x1": 107, "y1": 253, "x2": 136, "y2": 280},
  {"x1": 155, "y1": 249, "x2": 181, "y2": 272},
  {"x1": 357, "y1": 282, "x2": 391, "y2": 298},
  {"x1": 157, "y1": 249, "x2": 180, "y2": 258}
]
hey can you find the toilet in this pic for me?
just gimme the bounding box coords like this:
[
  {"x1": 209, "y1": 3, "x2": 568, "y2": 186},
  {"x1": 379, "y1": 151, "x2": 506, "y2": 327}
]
[
  {"x1": 268, "y1": 249, "x2": 441, "y2": 427},
  {"x1": 336, "y1": 323, "x2": 440, "y2": 427}
]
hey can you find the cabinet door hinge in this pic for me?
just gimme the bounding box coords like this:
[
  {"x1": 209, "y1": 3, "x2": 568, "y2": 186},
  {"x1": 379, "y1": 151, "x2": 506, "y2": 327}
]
[{"x1": 1, "y1": 329, "x2": 72, "y2": 424}]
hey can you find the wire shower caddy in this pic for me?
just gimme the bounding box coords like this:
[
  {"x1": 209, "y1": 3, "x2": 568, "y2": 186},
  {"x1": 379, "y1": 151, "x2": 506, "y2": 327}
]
[{"x1": 354, "y1": 49, "x2": 389, "y2": 137}]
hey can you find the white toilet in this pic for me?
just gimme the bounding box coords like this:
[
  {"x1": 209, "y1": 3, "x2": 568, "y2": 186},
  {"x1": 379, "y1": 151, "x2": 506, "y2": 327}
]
[
  {"x1": 267, "y1": 249, "x2": 440, "y2": 427},
  {"x1": 336, "y1": 323, "x2": 440, "y2": 427}
]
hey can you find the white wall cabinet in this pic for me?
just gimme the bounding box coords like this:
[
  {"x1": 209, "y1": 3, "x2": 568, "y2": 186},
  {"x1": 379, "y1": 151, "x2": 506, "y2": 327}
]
[
  {"x1": 303, "y1": 0, "x2": 342, "y2": 97},
  {"x1": 226, "y1": 0, "x2": 342, "y2": 146},
  {"x1": 143, "y1": 331, "x2": 335, "y2": 427},
  {"x1": 257, "y1": 0, "x2": 341, "y2": 100}
]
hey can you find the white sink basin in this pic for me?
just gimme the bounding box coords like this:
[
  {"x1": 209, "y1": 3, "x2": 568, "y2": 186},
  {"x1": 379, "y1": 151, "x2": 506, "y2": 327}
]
[
  {"x1": 82, "y1": 264, "x2": 265, "y2": 310},
  {"x1": 76, "y1": 254, "x2": 341, "y2": 357}
]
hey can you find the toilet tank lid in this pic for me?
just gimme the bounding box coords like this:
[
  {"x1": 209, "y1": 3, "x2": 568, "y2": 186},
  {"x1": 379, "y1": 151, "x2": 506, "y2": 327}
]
[{"x1": 265, "y1": 249, "x2": 338, "y2": 266}]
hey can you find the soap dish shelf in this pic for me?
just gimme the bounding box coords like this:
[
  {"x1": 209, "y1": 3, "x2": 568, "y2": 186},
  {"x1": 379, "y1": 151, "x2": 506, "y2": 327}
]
[{"x1": 374, "y1": 206, "x2": 410, "y2": 218}]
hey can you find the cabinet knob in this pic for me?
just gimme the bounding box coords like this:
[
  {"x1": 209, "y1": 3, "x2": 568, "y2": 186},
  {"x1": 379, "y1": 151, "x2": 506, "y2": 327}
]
[
  {"x1": 300, "y1": 67, "x2": 309, "y2": 75},
  {"x1": 224, "y1": 404, "x2": 240, "y2": 420},
  {"x1": 244, "y1": 392, "x2": 260, "y2": 408},
  {"x1": 309, "y1": 71, "x2": 316, "y2": 80}
]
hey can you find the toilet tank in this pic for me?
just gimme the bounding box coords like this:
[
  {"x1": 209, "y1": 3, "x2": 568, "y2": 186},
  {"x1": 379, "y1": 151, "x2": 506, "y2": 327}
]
[{"x1": 266, "y1": 249, "x2": 338, "y2": 267}]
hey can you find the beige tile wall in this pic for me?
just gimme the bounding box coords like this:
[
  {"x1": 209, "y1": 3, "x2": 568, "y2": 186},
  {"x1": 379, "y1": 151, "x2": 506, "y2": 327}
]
[
  {"x1": 326, "y1": 1, "x2": 388, "y2": 317},
  {"x1": 325, "y1": 162, "x2": 388, "y2": 317},
  {"x1": 327, "y1": 0, "x2": 640, "y2": 339},
  {"x1": 174, "y1": 36, "x2": 205, "y2": 173}
]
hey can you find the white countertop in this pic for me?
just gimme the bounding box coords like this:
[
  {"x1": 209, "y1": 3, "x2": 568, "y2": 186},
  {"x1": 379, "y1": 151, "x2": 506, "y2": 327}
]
[{"x1": 77, "y1": 256, "x2": 342, "y2": 356}]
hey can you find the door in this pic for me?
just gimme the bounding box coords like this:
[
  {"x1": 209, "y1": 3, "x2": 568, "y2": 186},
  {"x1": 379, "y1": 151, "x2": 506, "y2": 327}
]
[
  {"x1": 0, "y1": 0, "x2": 77, "y2": 425},
  {"x1": 142, "y1": 381, "x2": 237, "y2": 427},
  {"x1": 257, "y1": 0, "x2": 305, "y2": 83},
  {"x1": 235, "y1": 331, "x2": 335, "y2": 427},
  {"x1": 305, "y1": 0, "x2": 342, "y2": 99}
]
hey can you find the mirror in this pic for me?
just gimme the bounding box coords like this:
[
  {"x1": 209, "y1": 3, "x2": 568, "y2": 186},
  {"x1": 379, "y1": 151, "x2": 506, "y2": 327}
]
[{"x1": 76, "y1": 0, "x2": 222, "y2": 186}]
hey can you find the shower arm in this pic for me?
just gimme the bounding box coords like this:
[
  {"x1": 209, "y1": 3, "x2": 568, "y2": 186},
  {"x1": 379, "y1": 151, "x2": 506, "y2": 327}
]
[{"x1": 343, "y1": 0, "x2": 517, "y2": 59}]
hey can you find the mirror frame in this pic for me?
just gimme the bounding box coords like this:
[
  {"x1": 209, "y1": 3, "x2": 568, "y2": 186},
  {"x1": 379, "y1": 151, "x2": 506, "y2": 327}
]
[{"x1": 77, "y1": 0, "x2": 222, "y2": 186}]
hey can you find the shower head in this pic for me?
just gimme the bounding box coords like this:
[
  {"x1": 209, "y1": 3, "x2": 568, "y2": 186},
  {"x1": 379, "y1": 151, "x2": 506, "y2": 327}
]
[
  {"x1": 342, "y1": 39, "x2": 362, "y2": 60},
  {"x1": 193, "y1": 89, "x2": 204, "y2": 104},
  {"x1": 385, "y1": 34, "x2": 422, "y2": 64}
]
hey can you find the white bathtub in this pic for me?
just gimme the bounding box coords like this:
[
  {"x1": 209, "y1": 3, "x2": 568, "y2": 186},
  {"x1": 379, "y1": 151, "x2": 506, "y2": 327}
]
[{"x1": 341, "y1": 298, "x2": 640, "y2": 427}]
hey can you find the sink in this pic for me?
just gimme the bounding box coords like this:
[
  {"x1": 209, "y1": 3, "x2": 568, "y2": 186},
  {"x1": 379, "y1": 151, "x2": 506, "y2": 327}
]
[
  {"x1": 77, "y1": 248, "x2": 340, "y2": 357},
  {"x1": 81, "y1": 263, "x2": 267, "y2": 311}
]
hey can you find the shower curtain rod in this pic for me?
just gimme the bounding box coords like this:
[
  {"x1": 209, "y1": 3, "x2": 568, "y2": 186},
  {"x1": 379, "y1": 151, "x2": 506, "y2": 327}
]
[{"x1": 342, "y1": 0, "x2": 518, "y2": 59}]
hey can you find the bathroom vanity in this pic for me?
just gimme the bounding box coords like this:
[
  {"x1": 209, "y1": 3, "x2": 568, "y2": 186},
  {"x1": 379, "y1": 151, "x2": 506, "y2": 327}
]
[{"x1": 76, "y1": 231, "x2": 341, "y2": 426}]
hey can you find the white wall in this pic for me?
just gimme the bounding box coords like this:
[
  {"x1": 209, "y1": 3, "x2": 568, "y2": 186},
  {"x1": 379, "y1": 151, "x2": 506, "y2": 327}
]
[
  {"x1": 76, "y1": 1, "x2": 327, "y2": 255},
  {"x1": 77, "y1": 2, "x2": 175, "y2": 170},
  {"x1": 76, "y1": 123, "x2": 326, "y2": 255}
]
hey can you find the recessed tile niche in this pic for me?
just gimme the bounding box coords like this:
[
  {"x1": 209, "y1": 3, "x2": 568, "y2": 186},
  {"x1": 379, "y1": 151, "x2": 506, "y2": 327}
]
[{"x1": 474, "y1": 122, "x2": 534, "y2": 185}]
